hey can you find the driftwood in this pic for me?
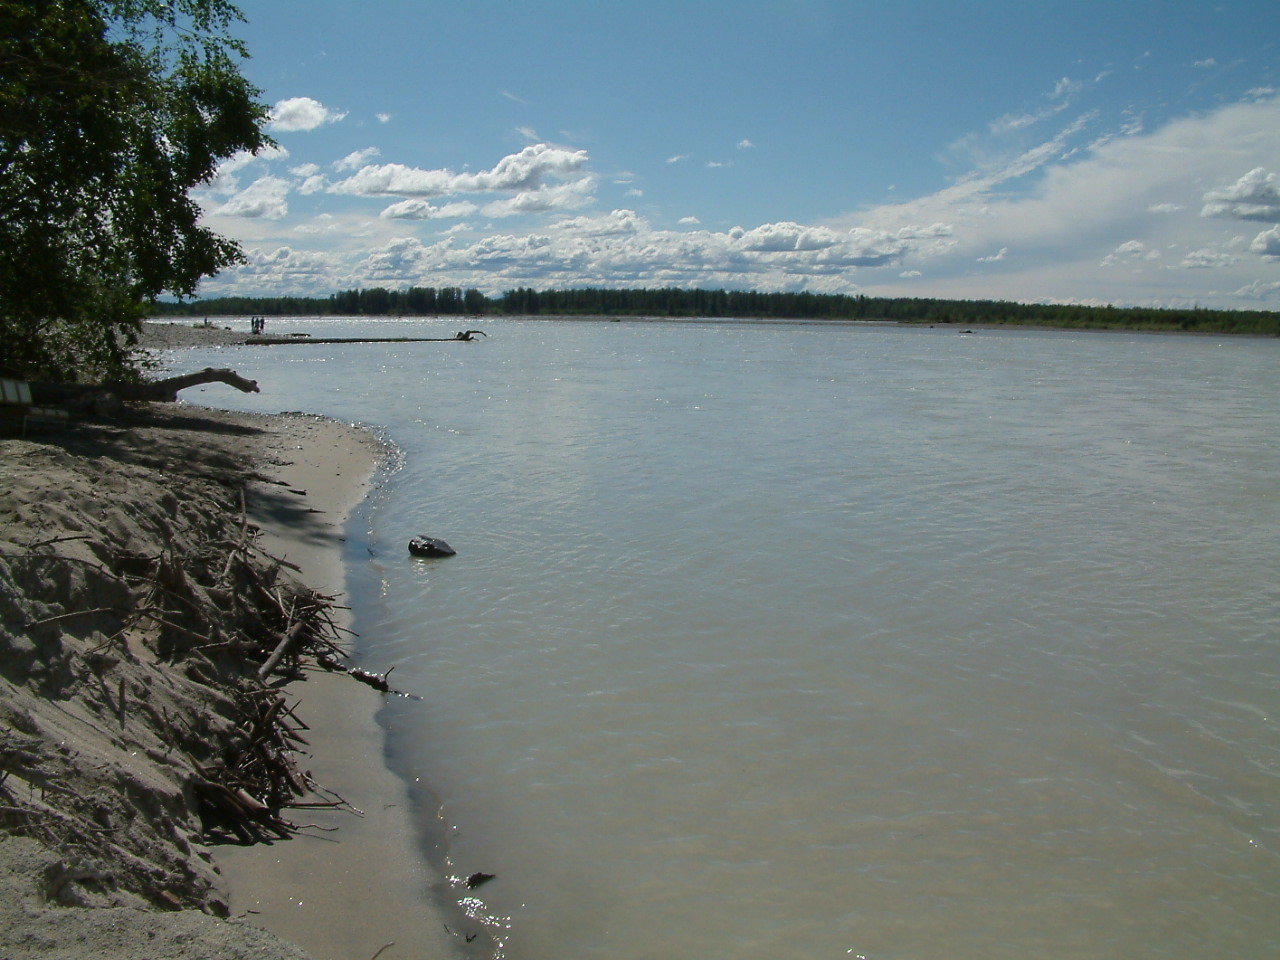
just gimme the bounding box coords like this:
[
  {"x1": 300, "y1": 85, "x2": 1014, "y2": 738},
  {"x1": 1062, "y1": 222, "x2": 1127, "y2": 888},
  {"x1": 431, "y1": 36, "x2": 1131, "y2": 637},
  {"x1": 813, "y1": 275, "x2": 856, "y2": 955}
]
[
  {"x1": 30, "y1": 368, "x2": 259, "y2": 411},
  {"x1": 115, "y1": 368, "x2": 260, "y2": 402},
  {"x1": 257, "y1": 620, "x2": 308, "y2": 682},
  {"x1": 348, "y1": 666, "x2": 393, "y2": 692},
  {"x1": 12, "y1": 535, "x2": 359, "y2": 848}
]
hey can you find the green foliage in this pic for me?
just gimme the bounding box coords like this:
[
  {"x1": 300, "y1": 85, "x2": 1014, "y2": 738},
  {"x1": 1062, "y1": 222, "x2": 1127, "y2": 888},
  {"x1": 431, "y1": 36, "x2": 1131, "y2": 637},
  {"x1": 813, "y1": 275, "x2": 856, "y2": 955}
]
[
  {"x1": 0, "y1": 0, "x2": 269, "y2": 381},
  {"x1": 153, "y1": 285, "x2": 490, "y2": 318},
  {"x1": 497, "y1": 288, "x2": 1279, "y2": 334}
]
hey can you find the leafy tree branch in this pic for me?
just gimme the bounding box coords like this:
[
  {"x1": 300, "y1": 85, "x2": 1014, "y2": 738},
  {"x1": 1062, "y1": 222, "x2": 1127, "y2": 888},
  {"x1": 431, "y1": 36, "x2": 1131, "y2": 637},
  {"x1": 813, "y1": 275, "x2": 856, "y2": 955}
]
[{"x1": 0, "y1": 0, "x2": 270, "y2": 382}]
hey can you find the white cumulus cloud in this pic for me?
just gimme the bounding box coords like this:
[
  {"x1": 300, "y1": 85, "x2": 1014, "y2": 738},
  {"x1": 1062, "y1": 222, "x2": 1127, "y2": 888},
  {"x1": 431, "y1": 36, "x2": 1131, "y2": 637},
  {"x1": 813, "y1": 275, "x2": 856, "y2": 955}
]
[
  {"x1": 213, "y1": 176, "x2": 291, "y2": 220},
  {"x1": 298, "y1": 175, "x2": 328, "y2": 195},
  {"x1": 1200, "y1": 167, "x2": 1280, "y2": 222},
  {"x1": 1235, "y1": 279, "x2": 1280, "y2": 298},
  {"x1": 207, "y1": 146, "x2": 289, "y2": 194},
  {"x1": 463, "y1": 144, "x2": 589, "y2": 191},
  {"x1": 380, "y1": 199, "x2": 480, "y2": 220},
  {"x1": 268, "y1": 97, "x2": 347, "y2": 133},
  {"x1": 480, "y1": 178, "x2": 597, "y2": 217},
  {"x1": 223, "y1": 245, "x2": 347, "y2": 291},
  {"x1": 1101, "y1": 240, "x2": 1161, "y2": 266},
  {"x1": 1177, "y1": 248, "x2": 1239, "y2": 269},
  {"x1": 329, "y1": 144, "x2": 591, "y2": 200},
  {"x1": 335, "y1": 147, "x2": 382, "y2": 172},
  {"x1": 330, "y1": 163, "x2": 455, "y2": 198},
  {"x1": 550, "y1": 209, "x2": 646, "y2": 237},
  {"x1": 1251, "y1": 225, "x2": 1280, "y2": 256}
]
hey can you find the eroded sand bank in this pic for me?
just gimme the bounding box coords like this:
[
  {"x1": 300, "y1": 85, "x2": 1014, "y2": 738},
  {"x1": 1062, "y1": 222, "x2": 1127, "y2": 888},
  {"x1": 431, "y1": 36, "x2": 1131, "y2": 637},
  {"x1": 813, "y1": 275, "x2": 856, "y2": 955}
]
[{"x1": 0, "y1": 381, "x2": 468, "y2": 958}]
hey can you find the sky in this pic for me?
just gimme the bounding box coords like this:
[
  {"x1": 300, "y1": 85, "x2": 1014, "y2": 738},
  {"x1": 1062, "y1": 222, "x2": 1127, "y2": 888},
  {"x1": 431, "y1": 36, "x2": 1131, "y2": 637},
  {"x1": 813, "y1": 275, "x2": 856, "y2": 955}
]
[{"x1": 193, "y1": 0, "x2": 1280, "y2": 309}]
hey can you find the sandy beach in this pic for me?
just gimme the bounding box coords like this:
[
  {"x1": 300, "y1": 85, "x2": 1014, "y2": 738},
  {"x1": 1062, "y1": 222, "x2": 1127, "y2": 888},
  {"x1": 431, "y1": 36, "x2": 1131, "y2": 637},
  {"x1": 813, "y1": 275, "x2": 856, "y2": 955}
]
[
  {"x1": 0, "y1": 328, "x2": 472, "y2": 958},
  {"x1": 211, "y1": 413, "x2": 478, "y2": 959}
]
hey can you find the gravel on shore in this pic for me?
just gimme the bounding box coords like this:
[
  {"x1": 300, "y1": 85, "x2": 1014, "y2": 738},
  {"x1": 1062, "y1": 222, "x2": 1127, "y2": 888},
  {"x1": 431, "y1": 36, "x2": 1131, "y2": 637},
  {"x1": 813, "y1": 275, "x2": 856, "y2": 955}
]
[{"x1": 138, "y1": 320, "x2": 254, "y2": 349}]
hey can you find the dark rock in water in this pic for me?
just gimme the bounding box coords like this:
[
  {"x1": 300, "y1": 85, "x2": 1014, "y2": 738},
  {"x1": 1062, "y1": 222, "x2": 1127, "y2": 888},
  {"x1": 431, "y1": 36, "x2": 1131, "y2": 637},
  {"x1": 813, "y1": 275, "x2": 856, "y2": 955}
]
[{"x1": 408, "y1": 536, "x2": 456, "y2": 558}]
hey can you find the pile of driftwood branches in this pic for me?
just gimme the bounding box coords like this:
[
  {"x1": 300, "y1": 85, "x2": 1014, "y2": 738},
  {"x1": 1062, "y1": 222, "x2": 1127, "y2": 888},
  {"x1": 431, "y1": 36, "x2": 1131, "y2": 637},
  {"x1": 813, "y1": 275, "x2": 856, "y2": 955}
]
[
  {"x1": 0, "y1": 409, "x2": 393, "y2": 911},
  {"x1": 105, "y1": 518, "x2": 361, "y2": 841},
  {"x1": 3, "y1": 522, "x2": 360, "y2": 841}
]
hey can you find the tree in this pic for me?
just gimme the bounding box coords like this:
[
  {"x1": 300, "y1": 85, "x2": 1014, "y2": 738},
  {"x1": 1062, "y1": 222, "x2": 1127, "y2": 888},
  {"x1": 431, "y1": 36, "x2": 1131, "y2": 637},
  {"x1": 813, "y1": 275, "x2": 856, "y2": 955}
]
[{"x1": 0, "y1": 0, "x2": 270, "y2": 382}]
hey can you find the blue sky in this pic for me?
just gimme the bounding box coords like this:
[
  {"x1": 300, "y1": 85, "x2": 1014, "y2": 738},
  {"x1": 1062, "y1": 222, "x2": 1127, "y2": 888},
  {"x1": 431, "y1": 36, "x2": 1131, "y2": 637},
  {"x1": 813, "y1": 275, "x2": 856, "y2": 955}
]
[{"x1": 194, "y1": 1, "x2": 1280, "y2": 309}]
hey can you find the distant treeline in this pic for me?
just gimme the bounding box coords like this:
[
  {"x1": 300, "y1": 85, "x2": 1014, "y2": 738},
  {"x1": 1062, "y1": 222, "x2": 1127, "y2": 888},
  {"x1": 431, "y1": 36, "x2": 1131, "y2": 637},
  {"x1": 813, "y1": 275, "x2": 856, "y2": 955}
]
[
  {"x1": 153, "y1": 286, "x2": 487, "y2": 317},
  {"x1": 151, "y1": 286, "x2": 1280, "y2": 335}
]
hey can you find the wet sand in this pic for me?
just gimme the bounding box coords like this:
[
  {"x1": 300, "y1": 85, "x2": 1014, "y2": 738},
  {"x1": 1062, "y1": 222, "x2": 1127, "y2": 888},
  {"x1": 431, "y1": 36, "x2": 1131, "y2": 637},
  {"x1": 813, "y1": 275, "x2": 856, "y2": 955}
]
[{"x1": 212, "y1": 412, "x2": 470, "y2": 959}]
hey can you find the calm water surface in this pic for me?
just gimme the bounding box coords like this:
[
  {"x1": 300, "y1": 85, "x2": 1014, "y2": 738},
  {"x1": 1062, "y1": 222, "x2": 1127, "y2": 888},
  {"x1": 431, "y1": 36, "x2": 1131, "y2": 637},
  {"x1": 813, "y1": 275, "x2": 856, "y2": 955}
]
[{"x1": 172, "y1": 317, "x2": 1280, "y2": 959}]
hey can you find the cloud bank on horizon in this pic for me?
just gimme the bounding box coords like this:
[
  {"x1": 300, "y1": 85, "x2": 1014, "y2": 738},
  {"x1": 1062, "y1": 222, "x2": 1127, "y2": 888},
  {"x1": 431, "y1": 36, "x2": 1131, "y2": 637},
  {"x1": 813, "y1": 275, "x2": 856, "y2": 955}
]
[{"x1": 194, "y1": 2, "x2": 1280, "y2": 310}]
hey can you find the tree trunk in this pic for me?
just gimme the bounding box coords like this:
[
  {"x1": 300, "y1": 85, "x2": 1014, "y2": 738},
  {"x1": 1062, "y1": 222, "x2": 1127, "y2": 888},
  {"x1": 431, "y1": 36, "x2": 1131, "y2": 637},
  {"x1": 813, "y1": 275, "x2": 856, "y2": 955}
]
[
  {"x1": 113, "y1": 368, "x2": 260, "y2": 402},
  {"x1": 31, "y1": 368, "x2": 260, "y2": 408}
]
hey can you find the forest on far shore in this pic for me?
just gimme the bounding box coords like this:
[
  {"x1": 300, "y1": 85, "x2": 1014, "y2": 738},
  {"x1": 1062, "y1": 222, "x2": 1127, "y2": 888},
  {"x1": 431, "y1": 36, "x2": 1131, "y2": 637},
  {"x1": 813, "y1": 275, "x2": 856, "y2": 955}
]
[{"x1": 151, "y1": 286, "x2": 1280, "y2": 336}]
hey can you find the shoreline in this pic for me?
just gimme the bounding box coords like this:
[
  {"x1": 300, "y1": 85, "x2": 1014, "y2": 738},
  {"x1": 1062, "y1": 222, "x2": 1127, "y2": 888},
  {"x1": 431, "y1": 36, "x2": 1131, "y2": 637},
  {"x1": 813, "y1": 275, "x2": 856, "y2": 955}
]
[
  {"x1": 138, "y1": 319, "x2": 481, "y2": 955},
  {"x1": 211, "y1": 411, "x2": 476, "y2": 958},
  {"x1": 142, "y1": 314, "x2": 1279, "y2": 342},
  {"x1": 0, "y1": 397, "x2": 468, "y2": 958}
]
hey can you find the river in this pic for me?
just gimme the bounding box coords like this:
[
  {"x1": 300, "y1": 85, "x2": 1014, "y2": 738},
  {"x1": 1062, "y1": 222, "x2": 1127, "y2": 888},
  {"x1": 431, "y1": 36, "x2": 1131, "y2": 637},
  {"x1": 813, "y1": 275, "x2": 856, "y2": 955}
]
[{"x1": 172, "y1": 317, "x2": 1280, "y2": 959}]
